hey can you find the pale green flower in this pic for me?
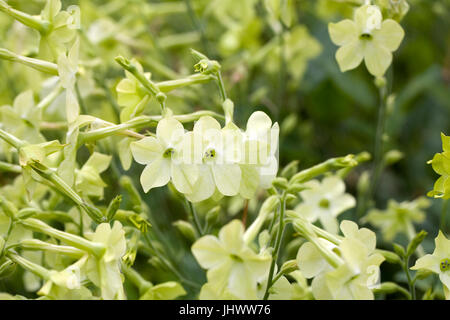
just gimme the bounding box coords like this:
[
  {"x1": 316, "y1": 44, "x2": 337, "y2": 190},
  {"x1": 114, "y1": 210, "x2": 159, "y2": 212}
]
[
  {"x1": 57, "y1": 37, "x2": 79, "y2": 124},
  {"x1": 38, "y1": 257, "x2": 93, "y2": 300},
  {"x1": 115, "y1": 60, "x2": 150, "y2": 123},
  {"x1": 427, "y1": 133, "x2": 450, "y2": 199},
  {"x1": 192, "y1": 220, "x2": 271, "y2": 299},
  {"x1": 0, "y1": 90, "x2": 44, "y2": 161},
  {"x1": 364, "y1": 197, "x2": 430, "y2": 241},
  {"x1": 328, "y1": 4, "x2": 404, "y2": 77},
  {"x1": 39, "y1": 0, "x2": 80, "y2": 61},
  {"x1": 375, "y1": 0, "x2": 409, "y2": 21},
  {"x1": 294, "y1": 176, "x2": 356, "y2": 234},
  {"x1": 131, "y1": 117, "x2": 198, "y2": 194},
  {"x1": 184, "y1": 116, "x2": 242, "y2": 202},
  {"x1": 240, "y1": 111, "x2": 279, "y2": 198},
  {"x1": 411, "y1": 231, "x2": 450, "y2": 300},
  {"x1": 75, "y1": 152, "x2": 112, "y2": 199},
  {"x1": 297, "y1": 220, "x2": 384, "y2": 300},
  {"x1": 265, "y1": 26, "x2": 322, "y2": 81},
  {"x1": 84, "y1": 221, "x2": 127, "y2": 300}
]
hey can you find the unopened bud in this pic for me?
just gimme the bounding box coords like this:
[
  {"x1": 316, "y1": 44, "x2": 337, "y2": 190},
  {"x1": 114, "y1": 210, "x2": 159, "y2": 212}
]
[
  {"x1": 281, "y1": 160, "x2": 299, "y2": 179},
  {"x1": 106, "y1": 195, "x2": 122, "y2": 221},
  {"x1": 173, "y1": 220, "x2": 197, "y2": 243},
  {"x1": 280, "y1": 259, "x2": 298, "y2": 275},
  {"x1": 272, "y1": 177, "x2": 288, "y2": 190},
  {"x1": 383, "y1": 150, "x2": 404, "y2": 166}
]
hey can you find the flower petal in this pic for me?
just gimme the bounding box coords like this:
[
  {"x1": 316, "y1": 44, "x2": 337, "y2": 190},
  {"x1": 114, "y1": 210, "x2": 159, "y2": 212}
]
[
  {"x1": 212, "y1": 164, "x2": 241, "y2": 196},
  {"x1": 374, "y1": 20, "x2": 404, "y2": 51},
  {"x1": 364, "y1": 42, "x2": 392, "y2": 77},
  {"x1": 328, "y1": 20, "x2": 358, "y2": 46},
  {"x1": 131, "y1": 137, "x2": 164, "y2": 165},
  {"x1": 192, "y1": 236, "x2": 228, "y2": 269},
  {"x1": 140, "y1": 157, "x2": 170, "y2": 192},
  {"x1": 156, "y1": 117, "x2": 184, "y2": 147},
  {"x1": 335, "y1": 41, "x2": 364, "y2": 72}
]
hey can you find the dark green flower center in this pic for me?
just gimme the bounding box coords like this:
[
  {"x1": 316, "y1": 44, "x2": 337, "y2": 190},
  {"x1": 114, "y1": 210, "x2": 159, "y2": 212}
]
[
  {"x1": 359, "y1": 33, "x2": 373, "y2": 40},
  {"x1": 163, "y1": 148, "x2": 174, "y2": 158},
  {"x1": 204, "y1": 148, "x2": 216, "y2": 159},
  {"x1": 440, "y1": 258, "x2": 450, "y2": 272},
  {"x1": 319, "y1": 198, "x2": 330, "y2": 209}
]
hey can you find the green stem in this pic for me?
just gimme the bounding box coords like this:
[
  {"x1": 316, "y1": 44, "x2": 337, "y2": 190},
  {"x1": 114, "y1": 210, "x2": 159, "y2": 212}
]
[
  {"x1": 441, "y1": 199, "x2": 448, "y2": 231},
  {"x1": 79, "y1": 111, "x2": 224, "y2": 143},
  {"x1": 6, "y1": 251, "x2": 51, "y2": 280},
  {"x1": 0, "y1": 1, "x2": 50, "y2": 34},
  {"x1": 370, "y1": 85, "x2": 388, "y2": 196},
  {"x1": 0, "y1": 161, "x2": 21, "y2": 173},
  {"x1": 157, "y1": 74, "x2": 215, "y2": 92},
  {"x1": 263, "y1": 192, "x2": 287, "y2": 300},
  {"x1": 19, "y1": 218, "x2": 105, "y2": 258},
  {"x1": 0, "y1": 48, "x2": 58, "y2": 75},
  {"x1": 16, "y1": 239, "x2": 85, "y2": 259},
  {"x1": 289, "y1": 153, "x2": 367, "y2": 185},
  {"x1": 403, "y1": 256, "x2": 415, "y2": 300},
  {"x1": 186, "y1": 199, "x2": 203, "y2": 236},
  {"x1": 122, "y1": 265, "x2": 152, "y2": 293}
]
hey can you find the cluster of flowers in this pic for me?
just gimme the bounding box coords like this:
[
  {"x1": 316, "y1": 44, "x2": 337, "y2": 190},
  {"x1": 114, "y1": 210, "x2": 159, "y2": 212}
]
[{"x1": 130, "y1": 110, "x2": 279, "y2": 202}]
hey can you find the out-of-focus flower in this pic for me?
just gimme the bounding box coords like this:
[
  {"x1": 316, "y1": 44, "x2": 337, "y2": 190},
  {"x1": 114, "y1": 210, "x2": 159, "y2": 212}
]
[
  {"x1": 411, "y1": 231, "x2": 450, "y2": 300},
  {"x1": 294, "y1": 176, "x2": 356, "y2": 234},
  {"x1": 427, "y1": 133, "x2": 450, "y2": 199},
  {"x1": 364, "y1": 197, "x2": 430, "y2": 241},
  {"x1": 192, "y1": 220, "x2": 271, "y2": 299},
  {"x1": 328, "y1": 4, "x2": 404, "y2": 77}
]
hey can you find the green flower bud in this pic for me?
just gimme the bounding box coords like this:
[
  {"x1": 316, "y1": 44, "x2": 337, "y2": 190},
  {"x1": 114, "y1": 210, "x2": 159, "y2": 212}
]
[
  {"x1": 406, "y1": 230, "x2": 427, "y2": 257},
  {"x1": 272, "y1": 177, "x2": 289, "y2": 190},
  {"x1": 281, "y1": 160, "x2": 299, "y2": 179},
  {"x1": 205, "y1": 206, "x2": 220, "y2": 227},
  {"x1": 383, "y1": 150, "x2": 404, "y2": 166},
  {"x1": 393, "y1": 243, "x2": 406, "y2": 258},
  {"x1": 173, "y1": 220, "x2": 197, "y2": 243},
  {"x1": 0, "y1": 259, "x2": 16, "y2": 279},
  {"x1": 0, "y1": 196, "x2": 18, "y2": 219},
  {"x1": 279, "y1": 259, "x2": 298, "y2": 275},
  {"x1": 106, "y1": 195, "x2": 122, "y2": 221},
  {"x1": 415, "y1": 268, "x2": 433, "y2": 280}
]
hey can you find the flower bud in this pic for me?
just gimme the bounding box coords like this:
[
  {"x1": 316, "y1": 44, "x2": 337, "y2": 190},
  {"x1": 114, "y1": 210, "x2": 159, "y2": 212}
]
[
  {"x1": 406, "y1": 230, "x2": 427, "y2": 257},
  {"x1": 383, "y1": 149, "x2": 404, "y2": 166},
  {"x1": 281, "y1": 160, "x2": 299, "y2": 179},
  {"x1": 0, "y1": 196, "x2": 18, "y2": 219},
  {"x1": 205, "y1": 206, "x2": 220, "y2": 226},
  {"x1": 0, "y1": 259, "x2": 16, "y2": 279},
  {"x1": 272, "y1": 177, "x2": 288, "y2": 190},
  {"x1": 279, "y1": 259, "x2": 298, "y2": 275},
  {"x1": 173, "y1": 220, "x2": 197, "y2": 243},
  {"x1": 106, "y1": 195, "x2": 122, "y2": 221}
]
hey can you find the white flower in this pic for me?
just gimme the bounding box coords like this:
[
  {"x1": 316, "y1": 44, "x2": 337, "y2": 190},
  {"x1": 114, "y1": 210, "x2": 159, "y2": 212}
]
[
  {"x1": 294, "y1": 176, "x2": 356, "y2": 234},
  {"x1": 131, "y1": 117, "x2": 198, "y2": 194}
]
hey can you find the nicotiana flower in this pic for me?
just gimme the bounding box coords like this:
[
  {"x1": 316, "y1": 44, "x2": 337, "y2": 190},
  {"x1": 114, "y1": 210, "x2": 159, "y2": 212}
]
[
  {"x1": 131, "y1": 117, "x2": 198, "y2": 194},
  {"x1": 294, "y1": 176, "x2": 356, "y2": 234},
  {"x1": 39, "y1": 0, "x2": 80, "y2": 61},
  {"x1": 411, "y1": 231, "x2": 450, "y2": 300},
  {"x1": 364, "y1": 197, "x2": 430, "y2": 241},
  {"x1": 183, "y1": 116, "x2": 243, "y2": 202},
  {"x1": 57, "y1": 37, "x2": 80, "y2": 124},
  {"x1": 239, "y1": 111, "x2": 279, "y2": 199},
  {"x1": 427, "y1": 133, "x2": 450, "y2": 199},
  {"x1": 0, "y1": 90, "x2": 44, "y2": 161},
  {"x1": 38, "y1": 257, "x2": 93, "y2": 300},
  {"x1": 192, "y1": 220, "x2": 271, "y2": 299},
  {"x1": 115, "y1": 60, "x2": 151, "y2": 122},
  {"x1": 75, "y1": 152, "x2": 112, "y2": 199},
  {"x1": 297, "y1": 220, "x2": 384, "y2": 300},
  {"x1": 84, "y1": 221, "x2": 127, "y2": 300},
  {"x1": 328, "y1": 4, "x2": 404, "y2": 77}
]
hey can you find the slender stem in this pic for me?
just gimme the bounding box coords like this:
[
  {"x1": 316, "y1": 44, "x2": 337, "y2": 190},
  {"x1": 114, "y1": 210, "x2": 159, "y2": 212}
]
[
  {"x1": 403, "y1": 256, "x2": 415, "y2": 300},
  {"x1": 36, "y1": 85, "x2": 64, "y2": 111},
  {"x1": 19, "y1": 218, "x2": 105, "y2": 258},
  {"x1": 157, "y1": 74, "x2": 215, "y2": 92},
  {"x1": 186, "y1": 199, "x2": 203, "y2": 236},
  {"x1": 370, "y1": 85, "x2": 388, "y2": 196},
  {"x1": 263, "y1": 192, "x2": 287, "y2": 300},
  {"x1": 6, "y1": 251, "x2": 51, "y2": 280},
  {"x1": 0, "y1": 161, "x2": 21, "y2": 173},
  {"x1": 441, "y1": 199, "x2": 448, "y2": 231},
  {"x1": 184, "y1": 0, "x2": 210, "y2": 55},
  {"x1": 216, "y1": 71, "x2": 227, "y2": 101}
]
